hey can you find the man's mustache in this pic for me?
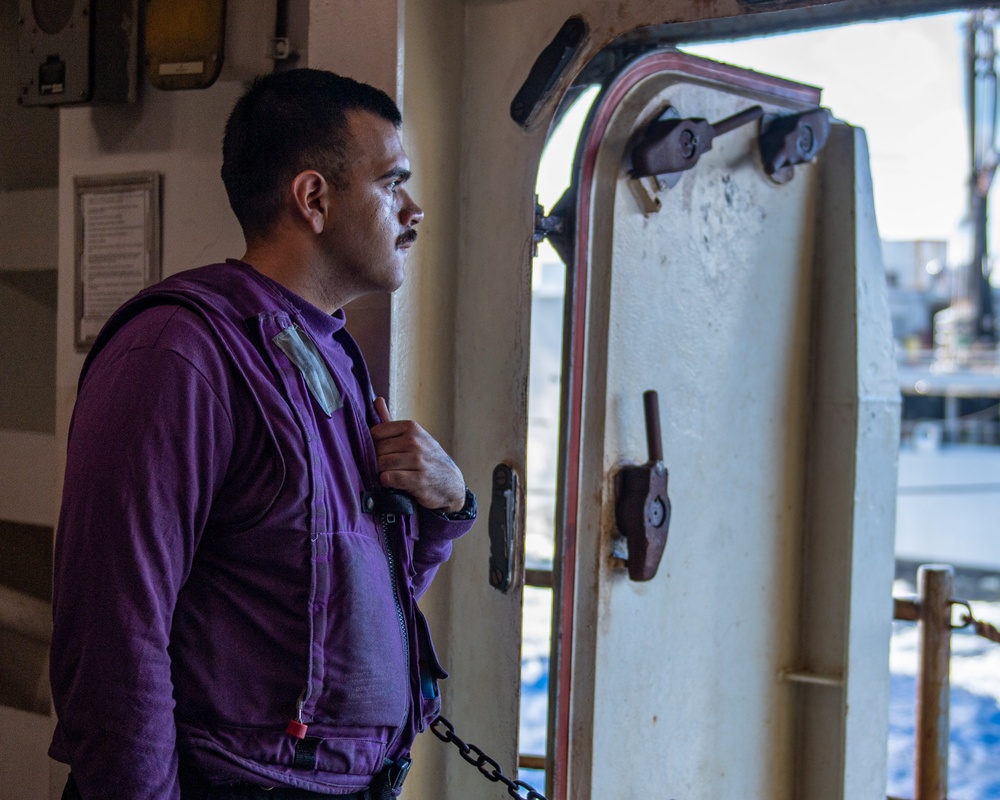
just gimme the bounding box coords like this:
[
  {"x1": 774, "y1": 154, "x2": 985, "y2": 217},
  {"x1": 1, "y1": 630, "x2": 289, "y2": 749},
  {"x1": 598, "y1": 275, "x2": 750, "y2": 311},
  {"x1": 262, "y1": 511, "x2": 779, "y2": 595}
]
[{"x1": 397, "y1": 229, "x2": 418, "y2": 247}]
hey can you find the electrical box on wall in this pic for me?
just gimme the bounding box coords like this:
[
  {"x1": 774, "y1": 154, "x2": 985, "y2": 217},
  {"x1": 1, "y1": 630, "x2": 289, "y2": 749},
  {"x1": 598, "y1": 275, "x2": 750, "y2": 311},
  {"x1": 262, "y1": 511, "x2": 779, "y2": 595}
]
[
  {"x1": 17, "y1": 0, "x2": 139, "y2": 107},
  {"x1": 145, "y1": 0, "x2": 226, "y2": 91}
]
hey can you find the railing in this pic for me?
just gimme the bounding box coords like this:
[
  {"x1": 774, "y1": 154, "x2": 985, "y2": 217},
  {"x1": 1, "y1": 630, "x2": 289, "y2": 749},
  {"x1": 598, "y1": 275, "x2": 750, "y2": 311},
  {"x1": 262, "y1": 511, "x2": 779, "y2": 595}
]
[
  {"x1": 896, "y1": 347, "x2": 1000, "y2": 372},
  {"x1": 891, "y1": 564, "x2": 1000, "y2": 800}
]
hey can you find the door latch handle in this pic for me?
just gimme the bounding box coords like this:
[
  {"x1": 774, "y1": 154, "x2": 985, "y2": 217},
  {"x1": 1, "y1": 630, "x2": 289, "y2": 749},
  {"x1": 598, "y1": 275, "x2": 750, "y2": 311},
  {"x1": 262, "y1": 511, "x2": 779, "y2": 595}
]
[
  {"x1": 630, "y1": 105, "x2": 763, "y2": 178},
  {"x1": 758, "y1": 107, "x2": 831, "y2": 183},
  {"x1": 614, "y1": 391, "x2": 671, "y2": 582},
  {"x1": 488, "y1": 463, "x2": 518, "y2": 592}
]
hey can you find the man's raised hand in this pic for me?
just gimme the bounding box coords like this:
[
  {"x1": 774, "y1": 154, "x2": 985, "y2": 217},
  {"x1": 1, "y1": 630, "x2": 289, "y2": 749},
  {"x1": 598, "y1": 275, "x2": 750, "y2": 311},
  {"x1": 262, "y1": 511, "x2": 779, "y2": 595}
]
[{"x1": 371, "y1": 396, "x2": 466, "y2": 513}]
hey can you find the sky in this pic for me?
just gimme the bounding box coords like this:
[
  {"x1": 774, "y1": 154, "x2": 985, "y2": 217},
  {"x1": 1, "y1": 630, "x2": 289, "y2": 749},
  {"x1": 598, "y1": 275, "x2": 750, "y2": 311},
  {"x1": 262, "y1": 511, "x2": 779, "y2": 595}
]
[
  {"x1": 688, "y1": 13, "x2": 973, "y2": 252},
  {"x1": 537, "y1": 12, "x2": 989, "y2": 275}
]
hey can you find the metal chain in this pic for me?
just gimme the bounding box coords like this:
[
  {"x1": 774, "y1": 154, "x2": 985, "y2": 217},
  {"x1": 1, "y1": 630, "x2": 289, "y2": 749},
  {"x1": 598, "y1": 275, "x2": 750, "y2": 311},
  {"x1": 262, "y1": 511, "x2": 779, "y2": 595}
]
[
  {"x1": 430, "y1": 715, "x2": 548, "y2": 800},
  {"x1": 950, "y1": 598, "x2": 1000, "y2": 644},
  {"x1": 959, "y1": 607, "x2": 1000, "y2": 645}
]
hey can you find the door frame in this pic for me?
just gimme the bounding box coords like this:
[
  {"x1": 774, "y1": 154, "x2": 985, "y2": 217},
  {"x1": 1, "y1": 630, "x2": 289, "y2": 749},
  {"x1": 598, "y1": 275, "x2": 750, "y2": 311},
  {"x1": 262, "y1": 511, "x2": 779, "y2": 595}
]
[{"x1": 551, "y1": 50, "x2": 821, "y2": 799}]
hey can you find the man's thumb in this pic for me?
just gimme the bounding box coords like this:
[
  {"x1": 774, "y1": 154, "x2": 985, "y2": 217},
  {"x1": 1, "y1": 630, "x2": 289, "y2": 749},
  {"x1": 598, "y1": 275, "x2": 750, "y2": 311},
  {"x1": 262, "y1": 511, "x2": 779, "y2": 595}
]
[{"x1": 374, "y1": 396, "x2": 392, "y2": 423}]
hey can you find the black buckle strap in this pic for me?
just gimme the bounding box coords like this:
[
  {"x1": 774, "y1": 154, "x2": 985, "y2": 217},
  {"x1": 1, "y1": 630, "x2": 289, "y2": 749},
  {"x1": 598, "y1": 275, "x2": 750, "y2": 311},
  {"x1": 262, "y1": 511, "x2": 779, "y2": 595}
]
[
  {"x1": 361, "y1": 489, "x2": 415, "y2": 516},
  {"x1": 292, "y1": 735, "x2": 322, "y2": 770},
  {"x1": 367, "y1": 757, "x2": 411, "y2": 800},
  {"x1": 385, "y1": 757, "x2": 411, "y2": 793},
  {"x1": 290, "y1": 746, "x2": 410, "y2": 799}
]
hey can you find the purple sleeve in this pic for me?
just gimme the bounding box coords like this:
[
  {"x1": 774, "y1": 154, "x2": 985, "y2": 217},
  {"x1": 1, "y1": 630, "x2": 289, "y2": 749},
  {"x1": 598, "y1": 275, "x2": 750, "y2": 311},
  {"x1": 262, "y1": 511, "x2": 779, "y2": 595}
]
[
  {"x1": 409, "y1": 509, "x2": 476, "y2": 599},
  {"x1": 50, "y1": 336, "x2": 234, "y2": 800}
]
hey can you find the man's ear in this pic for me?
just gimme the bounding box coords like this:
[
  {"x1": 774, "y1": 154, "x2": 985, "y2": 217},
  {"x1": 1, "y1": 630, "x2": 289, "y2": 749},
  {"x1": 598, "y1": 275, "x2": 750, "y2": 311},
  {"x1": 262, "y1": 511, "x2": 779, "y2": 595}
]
[{"x1": 290, "y1": 170, "x2": 330, "y2": 235}]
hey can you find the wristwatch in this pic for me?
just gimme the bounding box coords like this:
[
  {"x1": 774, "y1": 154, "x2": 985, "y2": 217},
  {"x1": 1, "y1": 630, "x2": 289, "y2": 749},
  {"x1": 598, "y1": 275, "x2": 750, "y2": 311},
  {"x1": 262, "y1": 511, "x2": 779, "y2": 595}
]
[{"x1": 438, "y1": 487, "x2": 477, "y2": 521}]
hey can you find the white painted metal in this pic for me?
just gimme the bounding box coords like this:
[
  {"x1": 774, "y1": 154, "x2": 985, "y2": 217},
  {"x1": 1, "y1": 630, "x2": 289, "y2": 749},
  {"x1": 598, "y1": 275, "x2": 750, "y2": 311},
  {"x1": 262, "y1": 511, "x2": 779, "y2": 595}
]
[
  {"x1": 797, "y1": 123, "x2": 899, "y2": 800},
  {"x1": 572, "y1": 66, "x2": 821, "y2": 800},
  {"x1": 218, "y1": 0, "x2": 279, "y2": 83},
  {"x1": 0, "y1": 585, "x2": 51, "y2": 717},
  {"x1": 566, "y1": 69, "x2": 897, "y2": 799},
  {"x1": 445, "y1": 8, "x2": 832, "y2": 799}
]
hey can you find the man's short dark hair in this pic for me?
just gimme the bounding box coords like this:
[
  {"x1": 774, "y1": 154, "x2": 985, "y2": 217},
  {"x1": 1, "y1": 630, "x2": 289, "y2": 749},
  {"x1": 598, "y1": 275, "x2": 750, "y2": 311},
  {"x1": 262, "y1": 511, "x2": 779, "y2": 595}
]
[{"x1": 221, "y1": 68, "x2": 402, "y2": 237}]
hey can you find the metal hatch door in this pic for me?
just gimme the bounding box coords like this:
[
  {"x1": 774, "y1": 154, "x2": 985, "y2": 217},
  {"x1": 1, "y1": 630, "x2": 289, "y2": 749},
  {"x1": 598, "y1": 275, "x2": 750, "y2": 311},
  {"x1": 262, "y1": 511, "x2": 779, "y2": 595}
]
[{"x1": 558, "y1": 51, "x2": 898, "y2": 800}]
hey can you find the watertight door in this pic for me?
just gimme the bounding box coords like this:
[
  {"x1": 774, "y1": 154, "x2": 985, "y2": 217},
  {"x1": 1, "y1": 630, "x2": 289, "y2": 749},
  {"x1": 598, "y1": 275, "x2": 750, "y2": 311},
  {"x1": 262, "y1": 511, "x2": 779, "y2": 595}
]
[{"x1": 558, "y1": 52, "x2": 899, "y2": 800}]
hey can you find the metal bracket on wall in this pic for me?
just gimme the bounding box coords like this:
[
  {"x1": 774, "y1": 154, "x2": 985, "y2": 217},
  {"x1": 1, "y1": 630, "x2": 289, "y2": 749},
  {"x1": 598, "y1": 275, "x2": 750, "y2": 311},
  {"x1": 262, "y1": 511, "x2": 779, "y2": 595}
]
[
  {"x1": 488, "y1": 464, "x2": 519, "y2": 592},
  {"x1": 613, "y1": 391, "x2": 672, "y2": 582},
  {"x1": 758, "y1": 107, "x2": 831, "y2": 183},
  {"x1": 627, "y1": 104, "x2": 763, "y2": 212},
  {"x1": 510, "y1": 16, "x2": 589, "y2": 128},
  {"x1": 17, "y1": 0, "x2": 139, "y2": 106},
  {"x1": 533, "y1": 189, "x2": 575, "y2": 265},
  {"x1": 626, "y1": 106, "x2": 682, "y2": 215}
]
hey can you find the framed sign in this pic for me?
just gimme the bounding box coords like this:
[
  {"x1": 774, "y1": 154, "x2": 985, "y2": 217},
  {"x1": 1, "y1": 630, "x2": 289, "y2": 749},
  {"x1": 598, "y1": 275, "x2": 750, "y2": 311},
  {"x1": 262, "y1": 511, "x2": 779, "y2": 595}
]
[{"x1": 74, "y1": 172, "x2": 161, "y2": 351}]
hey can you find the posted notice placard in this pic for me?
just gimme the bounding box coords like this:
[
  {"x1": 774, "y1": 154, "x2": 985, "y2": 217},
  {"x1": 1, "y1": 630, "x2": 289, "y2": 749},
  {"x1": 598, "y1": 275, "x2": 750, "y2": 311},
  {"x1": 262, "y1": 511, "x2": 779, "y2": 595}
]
[{"x1": 75, "y1": 173, "x2": 160, "y2": 351}]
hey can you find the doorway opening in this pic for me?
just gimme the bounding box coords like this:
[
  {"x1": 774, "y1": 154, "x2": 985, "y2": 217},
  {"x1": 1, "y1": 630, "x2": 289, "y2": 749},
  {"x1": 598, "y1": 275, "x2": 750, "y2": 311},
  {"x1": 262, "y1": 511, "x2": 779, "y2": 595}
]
[
  {"x1": 519, "y1": 84, "x2": 599, "y2": 794},
  {"x1": 516, "y1": 11, "x2": 1000, "y2": 800}
]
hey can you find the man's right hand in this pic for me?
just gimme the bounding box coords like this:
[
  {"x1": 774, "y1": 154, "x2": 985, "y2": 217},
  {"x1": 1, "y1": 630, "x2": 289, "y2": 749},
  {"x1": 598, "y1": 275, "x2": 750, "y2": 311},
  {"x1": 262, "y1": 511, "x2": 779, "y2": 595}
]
[{"x1": 370, "y1": 397, "x2": 466, "y2": 514}]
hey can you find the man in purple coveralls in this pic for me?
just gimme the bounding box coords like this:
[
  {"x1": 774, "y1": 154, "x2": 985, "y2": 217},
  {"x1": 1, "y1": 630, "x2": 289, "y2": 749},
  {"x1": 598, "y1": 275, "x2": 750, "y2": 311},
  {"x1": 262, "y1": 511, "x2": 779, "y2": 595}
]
[{"x1": 50, "y1": 69, "x2": 477, "y2": 800}]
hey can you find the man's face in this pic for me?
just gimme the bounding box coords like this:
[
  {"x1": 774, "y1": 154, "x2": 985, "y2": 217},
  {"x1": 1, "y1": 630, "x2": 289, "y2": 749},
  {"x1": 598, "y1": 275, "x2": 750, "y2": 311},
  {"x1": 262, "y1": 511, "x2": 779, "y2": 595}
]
[{"x1": 321, "y1": 109, "x2": 423, "y2": 297}]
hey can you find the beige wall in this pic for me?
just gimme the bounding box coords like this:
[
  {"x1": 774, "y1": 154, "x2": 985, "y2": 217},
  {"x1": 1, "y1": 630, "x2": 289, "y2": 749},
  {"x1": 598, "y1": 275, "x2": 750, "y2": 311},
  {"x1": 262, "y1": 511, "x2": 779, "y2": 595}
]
[
  {"x1": 0, "y1": 705, "x2": 51, "y2": 800},
  {"x1": 0, "y1": 0, "x2": 58, "y2": 191},
  {"x1": 1, "y1": 2, "x2": 61, "y2": 795}
]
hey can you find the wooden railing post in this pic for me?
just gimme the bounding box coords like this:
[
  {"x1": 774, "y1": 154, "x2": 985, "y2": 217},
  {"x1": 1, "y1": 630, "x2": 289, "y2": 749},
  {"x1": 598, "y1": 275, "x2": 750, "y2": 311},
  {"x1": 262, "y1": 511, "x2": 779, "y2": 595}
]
[{"x1": 914, "y1": 565, "x2": 953, "y2": 800}]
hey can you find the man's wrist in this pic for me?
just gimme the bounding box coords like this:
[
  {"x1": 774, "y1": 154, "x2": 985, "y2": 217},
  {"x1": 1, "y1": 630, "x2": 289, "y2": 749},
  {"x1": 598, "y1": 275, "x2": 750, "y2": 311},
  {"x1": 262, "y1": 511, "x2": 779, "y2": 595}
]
[{"x1": 436, "y1": 487, "x2": 476, "y2": 520}]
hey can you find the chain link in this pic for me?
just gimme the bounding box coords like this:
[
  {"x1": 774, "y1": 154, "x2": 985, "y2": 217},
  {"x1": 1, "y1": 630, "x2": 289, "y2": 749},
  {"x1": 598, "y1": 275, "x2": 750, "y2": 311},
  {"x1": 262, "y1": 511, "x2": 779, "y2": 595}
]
[
  {"x1": 431, "y1": 716, "x2": 548, "y2": 800},
  {"x1": 950, "y1": 597, "x2": 1000, "y2": 645},
  {"x1": 961, "y1": 610, "x2": 1000, "y2": 645}
]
